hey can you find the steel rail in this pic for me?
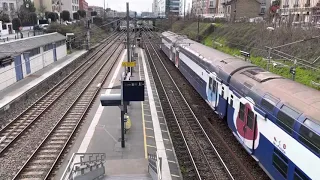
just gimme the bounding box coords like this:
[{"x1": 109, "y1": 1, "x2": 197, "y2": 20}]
[
  {"x1": 0, "y1": 31, "x2": 125, "y2": 156},
  {"x1": 143, "y1": 30, "x2": 234, "y2": 180},
  {"x1": 12, "y1": 33, "x2": 128, "y2": 180}
]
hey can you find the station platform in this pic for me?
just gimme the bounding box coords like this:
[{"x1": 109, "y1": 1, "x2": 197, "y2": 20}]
[
  {"x1": 56, "y1": 48, "x2": 182, "y2": 180},
  {"x1": 0, "y1": 50, "x2": 87, "y2": 110}
]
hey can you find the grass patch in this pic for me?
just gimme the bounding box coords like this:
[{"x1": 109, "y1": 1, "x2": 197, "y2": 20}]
[{"x1": 209, "y1": 37, "x2": 320, "y2": 90}]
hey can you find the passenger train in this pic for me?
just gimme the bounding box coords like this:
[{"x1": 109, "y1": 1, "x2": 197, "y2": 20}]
[{"x1": 160, "y1": 31, "x2": 320, "y2": 180}]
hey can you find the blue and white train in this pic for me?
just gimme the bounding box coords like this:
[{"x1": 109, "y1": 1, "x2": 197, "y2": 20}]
[{"x1": 160, "y1": 31, "x2": 320, "y2": 180}]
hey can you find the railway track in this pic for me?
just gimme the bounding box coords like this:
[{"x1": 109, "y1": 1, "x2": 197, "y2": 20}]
[
  {"x1": 0, "y1": 31, "x2": 123, "y2": 155},
  {"x1": 143, "y1": 29, "x2": 269, "y2": 180},
  {"x1": 0, "y1": 31, "x2": 128, "y2": 180},
  {"x1": 143, "y1": 30, "x2": 234, "y2": 180}
]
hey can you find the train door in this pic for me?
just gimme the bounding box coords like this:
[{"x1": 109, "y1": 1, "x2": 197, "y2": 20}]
[
  {"x1": 172, "y1": 49, "x2": 175, "y2": 63},
  {"x1": 175, "y1": 51, "x2": 179, "y2": 67},
  {"x1": 208, "y1": 74, "x2": 218, "y2": 108},
  {"x1": 237, "y1": 102, "x2": 256, "y2": 153}
]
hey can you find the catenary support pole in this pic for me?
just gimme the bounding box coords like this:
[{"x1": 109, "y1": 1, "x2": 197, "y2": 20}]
[{"x1": 126, "y1": 2, "x2": 130, "y2": 73}]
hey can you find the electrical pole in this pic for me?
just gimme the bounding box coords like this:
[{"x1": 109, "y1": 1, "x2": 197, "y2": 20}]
[
  {"x1": 86, "y1": 20, "x2": 90, "y2": 50},
  {"x1": 126, "y1": 2, "x2": 130, "y2": 73},
  {"x1": 103, "y1": 0, "x2": 106, "y2": 21},
  {"x1": 266, "y1": 47, "x2": 271, "y2": 71},
  {"x1": 197, "y1": 14, "x2": 200, "y2": 42},
  {"x1": 184, "y1": 0, "x2": 186, "y2": 19},
  {"x1": 134, "y1": 12, "x2": 137, "y2": 47}
]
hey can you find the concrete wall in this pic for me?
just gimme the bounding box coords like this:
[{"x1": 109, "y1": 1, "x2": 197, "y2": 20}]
[
  {"x1": 57, "y1": 44, "x2": 67, "y2": 60},
  {"x1": 0, "y1": 62, "x2": 16, "y2": 91},
  {"x1": 30, "y1": 53, "x2": 43, "y2": 73},
  {"x1": 0, "y1": 43, "x2": 67, "y2": 91},
  {"x1": 44, "y1": 48, "x2": 54, "y2": 67}
]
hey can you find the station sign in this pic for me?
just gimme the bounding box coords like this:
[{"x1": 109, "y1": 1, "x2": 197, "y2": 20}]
[
  {"x1": 123, "y1": 80, "x2": 145, "y2": 101},
  {"x1": 100, "y1": 94, "x2": 121, "y2": 106},
  {"x1": 122, "y1": 62, "x2": 136, "y2": 67}
]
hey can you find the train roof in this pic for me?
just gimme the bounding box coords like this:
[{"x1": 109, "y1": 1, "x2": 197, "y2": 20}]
[
  {"x1": 261, "y1": 78, "x2": 320, "y2": 123},
  {"x1": 162, "y1": 31, "x2": 320, "y2": 123},
  {"x1": 162, "y1": 31, "x2": 180, "y2": 43},
  {"x1": 175, "y1": 32, "x2": 256, "y2": 82},
  {"x1": 230, "y1": 66, "x2": 320, "y2": 124}
]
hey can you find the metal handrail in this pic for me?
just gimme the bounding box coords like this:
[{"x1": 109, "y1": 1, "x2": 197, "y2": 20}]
[{"x1": 60, "y1": 153, "x2": 106, "y2": 180}]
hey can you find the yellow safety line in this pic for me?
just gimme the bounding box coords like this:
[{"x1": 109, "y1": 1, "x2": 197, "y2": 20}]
[{"x1": 142, "y1": 101, "x2": 148, "y2": 159}]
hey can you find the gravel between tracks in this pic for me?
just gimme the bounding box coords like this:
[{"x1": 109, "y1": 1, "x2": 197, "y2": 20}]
[
  {"x1": 0, "y1": 39, "x2": 122, "y2": 179},
  {"x1": 148, "y1": 32, "x2": 270, "y2": 180}
]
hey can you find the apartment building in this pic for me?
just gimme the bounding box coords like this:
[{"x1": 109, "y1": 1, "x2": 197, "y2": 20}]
[
  {"x1": 277, "y1": 0, "x2": 320, "y2": 24},
  {"x1": 88, "y1": 6, "x2": 104, "y2": 17},
  {"x1": 79, "y1": 0, "x2": 88, "y2": 11},
  {"x1": 192, "y1": 0, "x2": 219, "y2": 16},
  {"x1": 0, "y1": 0, "x2": 18, "y2": 20}
]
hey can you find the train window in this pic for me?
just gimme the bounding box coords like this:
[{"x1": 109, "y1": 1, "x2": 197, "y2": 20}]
[
  {"x1": 222, "y1": 86, "x2": 224, "y2": 97},
  {"x1": 247, "y1": 109, "x2": 255, "y2": 129},
  {"x1": 276, "y1": 105, "x2": 297, "y2": 134},
  {"x1": 260, "y1": 99, "x2": 275, "y2": 113},
  {"x1": 209, "y1": 77, "x2": 213, "y2": 90},
  {"x1": 299, "y1": 120, "x2": 320, "y2": 154},
  {"x1": 230, "y1": 95, "x2": 233, "y2": 107},
  {"x1": 272, "y1": 148, "x2": 288, "y2": 178},
  {"x1": 239, "y1": 103, "x2": 245, "y2": 121},
  {"x1": 293, "y1": 168, "x2": 309, "y2": 180}
]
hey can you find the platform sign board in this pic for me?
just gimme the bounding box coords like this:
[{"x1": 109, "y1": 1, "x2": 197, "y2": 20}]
[
  {"x1": 123, "y1": 80, "x2": 145, "y2": 101},
  {"x1": 100, "y1": 94, "x2": 121, "y2": 106},
  {"x1": 122, "y1": 62, "x2": 136, "y2": 67}
]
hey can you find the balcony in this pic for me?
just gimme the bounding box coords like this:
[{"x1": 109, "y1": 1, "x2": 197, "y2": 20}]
[
  {"x1": 283, "y1": 4, "x2": 289, "y2": 8},
  {"x1": 293, "y1": 4, "x2": 299, "y2": 7},
  {"x1": 305, "y1": 3, "x2": 310, "y2": 7}
]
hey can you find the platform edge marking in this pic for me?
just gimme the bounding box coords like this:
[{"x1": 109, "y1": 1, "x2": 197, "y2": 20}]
[
  {"x1": 140, "y1": 48, "x2": 172, "y2": 180},
  {"x1": 138, "y1": 48, "x2": 148, "y2": 159},
  {"x1": 75, "y1": 49, "x2": 127, "y2": 156}
]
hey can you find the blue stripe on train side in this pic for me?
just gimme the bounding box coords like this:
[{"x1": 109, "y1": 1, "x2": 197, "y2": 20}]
[{"x1": 178, "y1": 60, "x2": 207, "y2": 100}]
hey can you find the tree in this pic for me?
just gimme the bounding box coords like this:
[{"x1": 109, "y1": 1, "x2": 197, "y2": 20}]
[
  {"x1": 12, "y1": 18, "x2": 22, "y2": 31},
  {"x1": 20, "y1": 0, "x2": 36, "y2": 13},
  {"x1": 0, "y1": 13, "x2": 10, "y2": 23},
  {"x1": 73, "y1": 12, "x2": 79, "y2": 20},
  {"x1": 91, "y1": 11, "x2": 97, "y2": 16},
  {"x1": 45, "y1": 11, "x2": 50, "y2": 19},
  {"x1": 54, "y1": 13, "x2": 59, "y2": 21},
  {"x1": 48, "y1": 12, "x2": 57, "y2": 21},
  {"x1": 29, "y1": 12, "x2": 37, "y2": 25},
  {"x1": 61, "y1": 10, "x2": 70, "y2": 21},
  {"x1": 77, "y1": 10, "x2": 86, "y2": 18}
]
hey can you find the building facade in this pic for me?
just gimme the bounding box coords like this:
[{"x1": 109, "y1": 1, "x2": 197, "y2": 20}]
[
  {"x1": 192, "y1": 0, "x2": 219, "y2": 16},
  {"x1": 168, "y1": 0, "x2": 180, "y2": 15},
  {"x1": 88, "y1": 6, "x2": 104, "y2": 17},
  {"x1": 0, "y1": 0, "x2": 18, "y2": 20},
  {"x1": 79, "y1": 0, "x2": 88, "y2": 11},
  {"x1": 0, "y1": 33, "x2": 67, "y2": 91},
  {"x1": 276, "y1": 0, "x2": 320, "y2": 25}
]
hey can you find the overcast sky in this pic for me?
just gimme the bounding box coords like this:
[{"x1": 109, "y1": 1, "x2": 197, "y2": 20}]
[{"x1": 86, "y1": 0, "x2": 192, "y2": 13}]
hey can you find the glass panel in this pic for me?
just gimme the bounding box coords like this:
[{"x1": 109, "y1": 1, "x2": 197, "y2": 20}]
[
  {"x1": 272, "y1": 149, "x2": 288, "y2": 178},
  {"x1": 247, "y1": 109, "x2": 254, "y2": 129},
  {"x1": 239, "y1": 103, "x2": 245, "y2": 121},
  {"x1": 281, "y1": 105, "x2": 300, "y2": 119},
  {"x1": 294, "y1": 168, "x2": 309, "y2": 180},
  {"x1": 276, "y1": 110, "x2": 295, "y2": 133},
  {"x1": 261, "y1": 98, "x2": 275, "y2": 112},
  {"x1": 299, "y1": 125, "x2": 320, "y2": 154}
]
